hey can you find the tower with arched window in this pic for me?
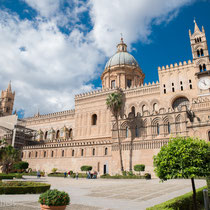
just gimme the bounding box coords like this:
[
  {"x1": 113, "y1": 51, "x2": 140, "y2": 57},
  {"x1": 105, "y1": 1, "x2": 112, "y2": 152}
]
[{"x1": 189, "y1": 20, "x2": 210, "y2": 73}]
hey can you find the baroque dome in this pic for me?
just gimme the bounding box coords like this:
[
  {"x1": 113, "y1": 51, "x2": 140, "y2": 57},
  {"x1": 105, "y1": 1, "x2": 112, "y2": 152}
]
[{"x1": 105, "y1": 51, "x2": 139, "y2": 69}]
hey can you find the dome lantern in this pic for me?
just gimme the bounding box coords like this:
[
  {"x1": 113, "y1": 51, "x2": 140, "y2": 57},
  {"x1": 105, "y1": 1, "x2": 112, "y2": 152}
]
[{"x1": 101, "y1": 38, "x2": 145, "y2": 89}]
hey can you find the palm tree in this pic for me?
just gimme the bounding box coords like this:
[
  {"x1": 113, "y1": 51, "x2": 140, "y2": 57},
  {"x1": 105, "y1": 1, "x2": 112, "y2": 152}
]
[
  {"x1": 0, "y1": 145, "x2": 20, "y2": 174},
  {"x1": 106, "y1": 91, "x2": 124, "y2": 172}
]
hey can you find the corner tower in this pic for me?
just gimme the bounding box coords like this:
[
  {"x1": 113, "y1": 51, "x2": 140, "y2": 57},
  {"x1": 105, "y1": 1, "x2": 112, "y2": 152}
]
[
  {"x1": 189, "y1": 20, "x2": 210, "y2": 73},
  {"x1": 0, "y1": 81, "x2": 15, "y2": 116},
  {"x1": 101, "y1": 38, "x2": 145, "y2": 89}
]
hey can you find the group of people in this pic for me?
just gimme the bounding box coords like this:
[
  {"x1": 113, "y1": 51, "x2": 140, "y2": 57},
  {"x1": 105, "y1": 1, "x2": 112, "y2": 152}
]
[
  {"x1": 87, "y1": 171, "x2": 98, "y2": 179},
  {"x1": 64, "y1": 171, "x2": 79, "y2": 179}
]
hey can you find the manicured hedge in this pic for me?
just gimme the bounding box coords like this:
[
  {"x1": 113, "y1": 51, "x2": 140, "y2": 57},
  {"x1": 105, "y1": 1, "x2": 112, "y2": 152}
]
[
  {"x1": 146, "y1": 186, "x2": 206, "y2": 210},
  {"x1": 100, "y1": 174, "x2": 146, "y2": 179},
  {"x1": 48, "y1": 173, "x2": 65, "y2": 177},
  {"x1": 0, "y1": 181, "x2": 50, "y2": 194},
  {"x1": 207, "y1": 177, "x2": 210, "y2": 197},
  {"x1": 0, "y1": 173, "x2": 22, "y2": 180},
  {"x1": 48, "y1": 172, "x2": 87, "y2": 178},
  {"x1": 22, "y1": 172, "x2": 38, "y2": 176}
]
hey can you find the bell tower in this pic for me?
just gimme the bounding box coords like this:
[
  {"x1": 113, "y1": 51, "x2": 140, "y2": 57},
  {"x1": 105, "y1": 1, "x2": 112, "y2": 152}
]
[
  {"x1": 0, "y1": 81, "x2": 15, "y2": 116},
  {"x1": 189, "y1": 20, "x2": 210, "y2": 73}
]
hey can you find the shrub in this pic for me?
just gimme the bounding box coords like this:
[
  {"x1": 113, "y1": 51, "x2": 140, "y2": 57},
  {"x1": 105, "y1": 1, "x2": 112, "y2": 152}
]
[
  {"x1": 207, "y1": 177, "x2": 210, "y2": 198},
  {"x1": 122, "y1": 171, "x2": 127, "y2": 176},
  {"x1": 81, "y1": 165, "x2": 92, "y2": 172},
  {"x1": 127, "y1": 171, "x2": 134, "y2": 176},
  {"x1": 39, "y1": 189, "x2": 70, "y2": 206},
  {"x1": 13, "y1": 161, "x2": 29, "y2": 172},
  {"x1": 134, "y1": 164, "x2": 145, "y2": 175},
  {"x1": 144, "y1": 173, "x2": 151, "y2": 180},
  {"x1": 146, "y1": 186, "x2": 206, "y2": 210},
  {"x1": 51, "y1": 168, "x2": 58, "y2": 174},
  {"x1": 0, "y1": 181, "x2": 50, "y2": 194},
  {"x1": 100, "y1": 174, "x2": 145, "y2": 179},
  {"x1": 0, "y1": 173, "x2": 22, "y2": 180},
  {"x1": 48, "y1": 173, "x2": 64, "y2": 177}
]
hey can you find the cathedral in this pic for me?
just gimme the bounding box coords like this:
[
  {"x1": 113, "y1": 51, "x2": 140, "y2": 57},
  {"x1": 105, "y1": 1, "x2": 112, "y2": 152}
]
[{"x1": 1, "y1": 21, "x2": 210, "y2": 176}]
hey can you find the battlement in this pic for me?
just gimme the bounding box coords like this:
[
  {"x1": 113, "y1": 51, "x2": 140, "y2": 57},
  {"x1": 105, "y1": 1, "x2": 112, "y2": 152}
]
[
  {"x1": 75, "y1": 88, "x2": 117, "y2": 99},
  {"x1": 24, "y1": 109, "x2": 75, "y2": 121},
  {"x1": 158, "y1": 60, "x2": 193, "y2": 72},
  {"x1": 75, "y1": 81, "x2": 160, "y2": 100}
]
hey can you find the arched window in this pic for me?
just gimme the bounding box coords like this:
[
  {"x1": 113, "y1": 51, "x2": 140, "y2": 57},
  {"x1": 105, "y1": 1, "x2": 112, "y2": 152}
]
[
  {"x1": 56, "y1": 130, "x2": 60, "y2": 139},
  {"x1": 105, "y1": 147, "x2": 108, "y2": 155},
  {"x1": 157, "y1": 123, "x2": 160, "y2": 135},
  {"x1": 153, "y1": 103, "x2": 158, "y2": 111},
  {"x1": 45, "y1": 131, "x2": 48, "y2": 140},
  {"x1": 44, "y1": 151, "x2": 46, "y2": 158},
  {"x1": 51, "y1": 151, "x2": 54, "y2": 157},
  {"x1": 126, "y1": 127, "x2": 129, "y2": 138},
  {"x1": 62, "y1": 150, "x2": 64, "y2": 157},
  {"x1": 92, "y1": 148, "x2": 95, "y2": 156},
  {"x1": 200, "y1": 49, "x2": 204, "y2": 56},
  {"x1": 81, "y1": 149, "x2": 84, "y2": 156},
  {"x1": 172, "y1": 97, "x2": 190, "y2": 111},
  {"x1": 131, "y1": 106, "x2": 135, "y2": 116},
  {"x1": 29, "y1": 152, "x2": 31, "y2": 158},
  {"x1": 21, "y1": 152, "x2": 23, "y2": 158},
  {"x1": 142, "y1": 105, "x2": 146, "y2": 112},
  {"x1": 35, "y1": 151, "x2": 38, "y2": 158},
  {"x1": 92, "y1": 114, "x2": 97, "y2": 125},
  {"x1": 203, "y1": 64, "x2": 206, "y2": 71},
  {"x1": 69, "y1": 128, "x2": 72, "y2": 138},
  {"x1": 167, "y1": 122, "x2": 171, "y2": 134},
  {"x1": 197, "y1": 50, "x2": 200, "y2": 57},
  {"x1": 72, "y1": 150, "x2": 74, "y2": 157},
  {"x1": 199, "y1": 65, "x2": 202, "y2": 72},
  {"x1": 135, "y1": 126, "x2": 139, "y2": 137}
]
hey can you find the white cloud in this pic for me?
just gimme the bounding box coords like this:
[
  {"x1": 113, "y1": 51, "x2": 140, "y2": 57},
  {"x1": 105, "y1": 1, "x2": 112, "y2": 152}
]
[
  {"x1": 89, "y1": 0, "x2": 193, "y2": 55},
  {"x1": 0, "y1": 0, "x2": 194, "y2": 117}
]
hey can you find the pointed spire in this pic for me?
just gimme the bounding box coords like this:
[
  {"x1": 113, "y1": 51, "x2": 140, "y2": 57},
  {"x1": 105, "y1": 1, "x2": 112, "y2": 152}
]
[
  {"x1": 194, "y1": 19, "x2": 200, "y2": 33},
  {"x1": 7, "y1": 81, "x2": 12, "y2": 92}
]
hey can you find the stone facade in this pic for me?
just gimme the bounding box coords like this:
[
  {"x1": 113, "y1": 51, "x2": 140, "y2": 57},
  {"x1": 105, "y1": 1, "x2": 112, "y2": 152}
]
[{"x1": 20, "y1": 21, "x2": 210, "y2": 176}]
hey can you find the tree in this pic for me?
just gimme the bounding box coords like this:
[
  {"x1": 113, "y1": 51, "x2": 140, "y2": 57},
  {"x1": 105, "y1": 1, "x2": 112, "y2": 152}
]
[
  {"x1": 0, "y1": 145, "x2": 20, "y2": 174},
  {"x1": 106, "y1": 91, "x2": 124, "y2": 172},
  {"x1": 134, "y1": 164, "x2": 145, "y2": 175},
  {"x1": 153, "y1": 137, "x2": 210, "y2": 210},
  {"x1": 81, "y1": 165, "x2": 92, "y2": 172},
  {"x1": 13, "y1": 161, "x2": 29, "y2": 172}
]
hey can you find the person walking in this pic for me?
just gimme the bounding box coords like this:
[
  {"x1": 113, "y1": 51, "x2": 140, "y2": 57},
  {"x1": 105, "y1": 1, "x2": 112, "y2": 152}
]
[
  {"x1": 37, "y1": 170, "x2": 40, "y2": 178},
  {"x1": 64, "y1": 171, "x2": 67, "y2": 178},
  {"x1": 76, "y1": 172, "x2": 79, "y2": 180}
]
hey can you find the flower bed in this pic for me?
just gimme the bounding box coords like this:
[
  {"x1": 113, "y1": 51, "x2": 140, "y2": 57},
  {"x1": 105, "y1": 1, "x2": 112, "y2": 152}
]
[{"x1": 0, "y1": 181, "x2": 50, "y2": 194}]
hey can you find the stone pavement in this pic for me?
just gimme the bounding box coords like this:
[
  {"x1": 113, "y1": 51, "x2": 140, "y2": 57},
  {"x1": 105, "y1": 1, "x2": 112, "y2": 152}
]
[{"x1": 0, "y1": 176, "x2": 206, "y2": 210}]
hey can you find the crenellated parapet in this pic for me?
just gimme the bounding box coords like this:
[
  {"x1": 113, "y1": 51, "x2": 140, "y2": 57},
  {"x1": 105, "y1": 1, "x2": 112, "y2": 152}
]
[
  {"x1": 158, "y1": 60, "x2": 193, "y2": 72},
  {"x1": 75, "y1": 81, "x2": 160, "y2": 100},
  {"x1": 192, "y1": 96, "x2": 210, "y2": 111},
  {"x1": 23, "y1": 109, "x2": 75, "y2": 122},
  {"x1": 124, "y1": 81, "x2": 160, "y2": 97}
]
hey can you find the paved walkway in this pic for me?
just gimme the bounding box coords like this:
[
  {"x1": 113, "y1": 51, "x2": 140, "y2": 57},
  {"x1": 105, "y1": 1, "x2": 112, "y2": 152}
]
[{"x1": 0, "y1": 176, "x2": 206, "y2": 210}]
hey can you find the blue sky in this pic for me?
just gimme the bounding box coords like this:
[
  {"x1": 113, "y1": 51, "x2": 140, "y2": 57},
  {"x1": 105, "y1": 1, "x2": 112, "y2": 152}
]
[{"x1": 0, "y1": 0, "x2": 209, "y2": 118}]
